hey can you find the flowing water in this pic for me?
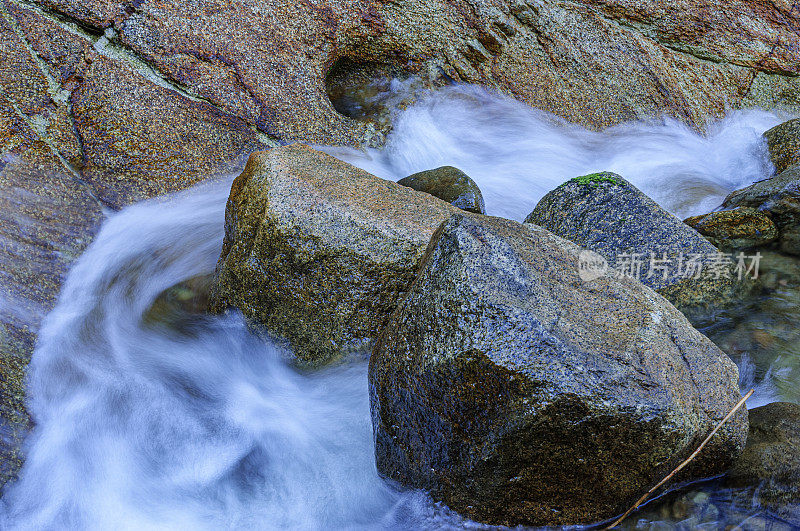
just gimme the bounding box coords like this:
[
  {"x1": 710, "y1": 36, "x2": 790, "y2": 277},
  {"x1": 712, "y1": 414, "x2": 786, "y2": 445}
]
[{"x1": 1, "y1": 86, "x2": 797, "y2": 529}]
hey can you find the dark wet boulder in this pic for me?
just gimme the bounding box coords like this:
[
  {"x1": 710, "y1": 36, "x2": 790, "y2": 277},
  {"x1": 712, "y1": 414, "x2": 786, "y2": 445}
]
[
  {"x1": 397, "y1": 166, "x2": 486, "y2": 214},
  {"x1": 525, "y1": 172, "x2": 744, "y2": 312},
  {"x1": 369, "y1": 213, "x2": 748, "y2": 527},
  {"x1": 763, "y1": 119, "x2": 800, "y2": 175},
  {"x1": 684, "y1": 207, "x2": 778, "y2": 250},
  {"x1": 726, "y1": 402, "x2": 800, "y2": 526},
  {"x1": 210, "y1": 144, "x2": 461, "y2": 365},
  {"x1": 724, "y1": 165, "x2": 800, "y2": 256}
]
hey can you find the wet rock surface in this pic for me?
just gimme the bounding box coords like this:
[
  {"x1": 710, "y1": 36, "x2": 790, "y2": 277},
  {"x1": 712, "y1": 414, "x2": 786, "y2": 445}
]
[
  {"x1": 0, "y1": 0, "x2": 797, "y2": 158},
  {"x1": 726, "y1": 402, "x2": 800, "y2": 526},
  {"x1": 684, "y1": 207, "x2": 778, "y2": 250},
  {"x1": 0, "y1": 0, "x2": 269, "y2": 208},
  {"x1": 369, "y1": 213, "x2": 748, "y2": 527},
  {"x1": 397, "y1": 166, "x2": 486, "y2": 214},
  {"x1": 526, "y1": 173, "x2": 743, "y2": 312},
  {"x1": 211, "y1": 144, "x2": 461, "y2": 365},
  {"x1": 0, "y1": 99, "x2": 103, "y2": 489},
  {"x1": 0, "y1": 0, "x2": 268, "y2": 487},
  {"x1": 764, "y1": 119, "x2": 800, "y2": 175},
  {"x1": 725, "y1": 165, "x2": 800, "y2": 256}
]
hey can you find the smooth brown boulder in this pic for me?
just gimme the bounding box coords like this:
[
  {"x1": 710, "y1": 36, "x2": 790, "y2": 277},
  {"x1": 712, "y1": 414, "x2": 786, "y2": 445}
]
[
  {"x1": 210, "y1": 144, "x2": 462, "y2": 365},
  {"x1": 397, "y1": 166, "x2": 486, "y2": 214},
  {"x1": 684, "y1": 207, "x2": 778, "y2": 250},
  {"x1": 724, "y1": 165, "x2": 800, "y2": 256},
  {"x1": 369, "y1": 213, "x2": 748, "y2": 527}
]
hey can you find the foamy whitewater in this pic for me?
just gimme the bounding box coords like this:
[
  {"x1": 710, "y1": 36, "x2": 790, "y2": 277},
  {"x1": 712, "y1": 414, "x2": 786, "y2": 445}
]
[{"x1": 0, "y1": 86, "x2": 789, "y2": 529}]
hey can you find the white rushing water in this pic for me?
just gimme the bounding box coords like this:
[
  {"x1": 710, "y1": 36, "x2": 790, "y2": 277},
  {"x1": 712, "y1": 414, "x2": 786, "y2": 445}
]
[
  {"x1": 322, "y1": 85, "x2": 783, "y2": 221},
  {"x1": 1, "y1": 86, "x2": 789, "y2": 529}
]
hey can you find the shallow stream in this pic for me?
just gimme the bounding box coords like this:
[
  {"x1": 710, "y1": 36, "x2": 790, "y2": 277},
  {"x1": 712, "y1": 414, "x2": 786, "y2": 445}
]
[{"x1": 1, "y1": 86, "x2": 797, "y2": 530}]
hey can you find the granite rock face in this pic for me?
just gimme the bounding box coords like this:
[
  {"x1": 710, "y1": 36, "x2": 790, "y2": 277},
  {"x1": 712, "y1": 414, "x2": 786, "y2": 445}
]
[
  {"x1": 684, "y1": 207, "x2": 778, "y2": 250},
  {"x1": 763, "y1": 119, "x2": 800, "y2": 175},
  {"x1": 1, "y1": 0, "x2": 798, "y2": 156},
  {"x1": 727, "y1": 402, "x2": 800, "y2": 526},
  {"x1": 369, "y1": 213, "x2": 748, "y2": 527},
  {"x1": 0, "y1": 96, "x2": 103, "y2": 489},
  {"x1": 526, "y1": 173, "x2": 743, "y2": 312},
  {"x1": 210, "y1": 144, "x2": 461, "y2": 365},
  {"x1": 397, "y1": 166, "x2": 486, "y2": 214},
  {"x1": 725, "y1": 165, "x2": 800, "y2": 256}
]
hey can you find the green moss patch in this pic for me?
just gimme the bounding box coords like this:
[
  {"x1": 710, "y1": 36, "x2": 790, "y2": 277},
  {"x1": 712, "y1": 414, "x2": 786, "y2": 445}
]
[{"x1": 568, "y1": 172, "x2": 623, "y2": 188}]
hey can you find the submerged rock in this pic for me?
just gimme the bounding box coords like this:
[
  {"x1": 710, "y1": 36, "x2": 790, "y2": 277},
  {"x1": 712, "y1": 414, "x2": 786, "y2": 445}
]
[
  {"x1": 726, "y1": 402, "x2": 800, "y2": 526},
  {"x1": 397, "y1": 166, "x2": 486, "y2": 214},
  {"x1": 525, "y1": 173, "x2": 744, "y2": 312},
  {"x1": 764, "y1": 119, "x2": 800, "y2": 175},
  {"x1": 369, "y1": 213, "x2": 748, "y2": 527},
  {"x1": 210, "y1": 144, "x2": 461, "y2": 365},
  {"x1": 724, "y1": 165, "x2": 800, "y2": 256},
  {"x1": 684, "y1": 207, "x2": 778, "y2": 250}
]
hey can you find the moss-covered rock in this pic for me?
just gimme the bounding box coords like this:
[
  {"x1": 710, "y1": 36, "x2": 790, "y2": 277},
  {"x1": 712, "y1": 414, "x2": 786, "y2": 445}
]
[
  {"x1": 369, "y1": 213, "x2": 748, "y2": 527},
  {"x1": 724, "y1": 165, "x2": 800, "y2": 256},
  {"x1": 568, "y1": 171, "x2": 623, "y2": 187},
  {"x1": 684, "y1": 207, "x2": 778, "y2": 250},
  {"x1": 397, "y1": 166, "x2": 486, "y2": 214},
  {"x1": 525, "y1": 173, "x2": 744, "y2": 313},
  {"x1": 763, "y1": 119, "x2": 800, "y2": 175},
  {"x1": 210, "y1": 144, "x2": 462, "y2": 365},
  {"x1": 726, "y1": 402, "x2": 800, "y2": 526}
]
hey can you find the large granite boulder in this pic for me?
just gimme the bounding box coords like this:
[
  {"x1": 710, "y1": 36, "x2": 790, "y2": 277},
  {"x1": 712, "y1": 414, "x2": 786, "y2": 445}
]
[
  {"x1": 727, "y1": 402, "x2": 800, "y2": 526},
  {"x1": 2, "y1": 0, "x2": 798, "y2": 158},
  {"x1": 724, "y1": 165, "x2": 800, "y2": 256},
  {"x1": 397, "y1": 166, "x2": 486, "y2": 214},
  {"x1": 210, "y1": 144, "x2": 461, "y2": 365},
  {"x1": 684, "y1": 207, "x2": 778, "y2": 250},
  {"x1": 369, "y1": 213, "x2": 748, "y2": 527},
  {"x1": 763, "y1": 119, "x2": 800, "y2": 175},
  {"x1": 525, "y1": 173, "x2": 744, "y2": 312}
]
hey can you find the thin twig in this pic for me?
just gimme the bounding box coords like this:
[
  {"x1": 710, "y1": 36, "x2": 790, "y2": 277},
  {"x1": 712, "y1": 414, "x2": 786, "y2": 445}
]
[{"x1": 604, "y1": 388, "x2": 754, "y2": 529}]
